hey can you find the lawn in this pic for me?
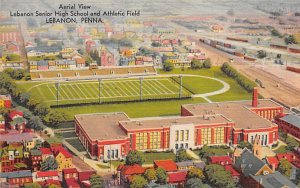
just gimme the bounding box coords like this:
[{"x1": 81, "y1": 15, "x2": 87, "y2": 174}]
[
  {"x1": 143, "y1": 151, "x2": 176, "y2": 164},
  {"x1": 158, "y1": 67, "x2": 253, "y2": 101},
  {"x1": 171, "y1": 76, "x2": 224, "y2": 94},
  {"x1": 18, "y1": 77, "x2": 191, "y2": 106},
  {"x1": 54, "y1": 97, "x2": 206, "y2": 121},
  {"x1": 274, "y1": 145, "x2": 288, "y2": 154}
]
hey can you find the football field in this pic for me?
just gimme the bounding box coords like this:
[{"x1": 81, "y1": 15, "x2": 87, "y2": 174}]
[{"x1": 25, "y1": 77, "x2": 191, "y2": 105}]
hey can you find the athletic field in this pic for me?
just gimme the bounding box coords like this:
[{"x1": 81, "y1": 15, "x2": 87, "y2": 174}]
[{"x1": 22, "y1": 77, "x2": 191, "y2": 105}]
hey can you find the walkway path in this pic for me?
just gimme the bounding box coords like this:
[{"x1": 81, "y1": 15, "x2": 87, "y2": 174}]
[
  {"x1": 152, "y1": 74, "x2": 230, "y2": 103},
  {"x1": 186, "y1": 149, "x2": 201, "y2": 160}
]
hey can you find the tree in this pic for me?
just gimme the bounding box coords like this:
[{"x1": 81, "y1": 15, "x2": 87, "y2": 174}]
[
  {"x1": 47, "y1": 184, "x2": 61, "y2": 188},
  {"x1": 278, "y1": 159, "x2": 292, "y2": 177},
  {"x1": 163, "y1": 60, "x2": 174, "y2": 72},
  {"x1": 24, "y1": 182, "x2": 42, "y2": 188},
  {"x1": 34, "y1": 103, "x2": 50, "y2": 116},
  {"x1": 285, "y1": 136, "x2": 299, "y2": 151},
  {"x1": 285, "y1": 35, "x2": 297, "y2": 45},
  {"x1": 40, "y1": 156, "x2": 58, "y2": 171},
  {"x1": 144, "y1": 168, "x2": 157, "y2": 182},
  {"x1": 130, "y1": 175, "x2": 147, "y2": 188},
  {"x1": 203, "y1": 58, "x2": 212, "y2": 68},
  {"x1": 187, "y1": 168, "x2": 204, "y2": 179},
  {"x1": 191, "y1": 58, "x2": 203, "y2": 69},
  {"x1": 125, "y1": 150, "x2": 144, "y2": 165},
  {"x1": 19, "y1": 92, "x2": 31, "y2": 105},
  {"x1": 156, "y1": 167, "x2": 167, "y2": 184},
  {"x1": 271, "y1": 29, "x2": 282, "y2": 37},
  {"x1": 28, "y1": 116, "x2": 44, "y2": 131},
  {"x1": 176, "y1": 149, "x2": 192, "y2": 162},
  {"x1": 89, "y1": 174, "x2": 104, "y2": 188},
  {"x1": 205, "y1": 164, "x2": 235, "y2": 188},
  {"x1": 257, "y1": 50, "x2": 267, "y2": 59},
  {"x1": 185, "y1": 178, "x2": 211, "y2": 188},
  {"x1": 47, "y1": 110, "x2": 68, "y2": 128}
]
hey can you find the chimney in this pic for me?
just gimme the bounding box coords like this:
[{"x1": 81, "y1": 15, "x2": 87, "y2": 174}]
[
  {"x1": 272, "y1": 163, "x2": 276, "y2": 172},
  {"x1": 252, "y1": 87, "x2": 258, "y2": 107}
]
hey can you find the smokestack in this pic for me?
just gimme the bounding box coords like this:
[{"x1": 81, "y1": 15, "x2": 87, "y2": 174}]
[{"x1": 252, "y1": 87, "x2": 258, "y2": 107}]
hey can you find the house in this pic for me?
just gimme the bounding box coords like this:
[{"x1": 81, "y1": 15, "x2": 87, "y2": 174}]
[
  {"x1": 29, "y1": 61, "x2": 38, "y2": 71},
  {"x1": 52, "y1": 146, "x2": 73, "y2": 171},
  {"x1": 6, "y1": 41, "x2": 19, "y2": 53},
  {"x1": 266, "y1": 152, "x2": 300, "y2": 180},
  {"x1": 162, "y1": 53, "x2": 179, "y2": 66},
  {"x1": 0, "y1": 114, "x2": 5, "y2": 133},
  {"x1": 40, "y1": 147, "x2": 53, "y2": 161},
  {"x1": 36, "y1": 170, "x2": 59, "y2": 182},
  {"x1": 154, "y1": 159, "x2": 177, "y2": 172},
  {"x1": 224, "y1": 165, "x2": 240, "y2": 182},
  {"x1": 30, "y1": 149, "x2": 42, "y2": 171},
  {"x1": 0, "y1": 95, "x2": 12, "y2": 108},
  {"x1": 48, "y1": 60, "x2": 56, "y2": 70},
  {"x1": 234, "y1": 148, "x2": 273, "y2": 187},
  {"x1": 38, "y1": 179, "x2": 61, "y2": 188},
  {"x1": 62, "y1": 168, "x2": 80, "y2": 188},
  {"x1": 9, "y1": 117, "x2": 27, "y2": 133},
  {"x1": 168, "y1": 171, "x2": 187, "y2": 186},
  {"x1": 0, "y1": 170, "x2": 32, "y2": 186},
  {"x1": 37, "y1": 60, "x2": 49, "y2": 70},
  {"x1": 75, "y1": 58, "x2": 86, "y2": 68},
  {"x1": 26, "y1": 46, "x2": 60, "y2": 57},
  {"x1": 209, "y1": 155, "x2": 232, "y2": 166},
  {"x1": 8, "y1": 110, "x2": 23, "y2": 120},
  {"x1": 78, "y1": 171, "x2": 96, "y2": 187},
  {"x1": 117, "y1": 164, "x2": 146, "y2": 186},
  {"x1": 176, "y1": 161, "x2": 205, "y2": 170},
  {"x1": 100, "y1": 47, "x2": 115, "y2": 66},
  {"x1": 250, "y1": 171, "x2": 297, "y2": 188}
]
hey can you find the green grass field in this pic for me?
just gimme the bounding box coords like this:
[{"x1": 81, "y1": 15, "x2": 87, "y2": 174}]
[{"x1": 19, "y1": 77, "x2": 192, "y2": 105}]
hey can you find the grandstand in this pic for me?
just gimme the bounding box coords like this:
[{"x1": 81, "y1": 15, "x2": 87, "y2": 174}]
[{"x1": 30, "y1": 66, "x2": 157, "y2": 81}]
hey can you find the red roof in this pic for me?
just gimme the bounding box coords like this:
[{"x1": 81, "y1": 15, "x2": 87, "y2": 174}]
[
  {"x1": 154, "y1": 160, "x2": 177, "y2": 172},
  {"x1": 65, "y1": 178, "x2": 80, "y2": 188},
  {"x1": 292, "y1": 160, "x2": 300, "y2": 168},
  {"x1": 38, "y1": 179, "x2": 61, "y2": 187},
  {"x1": 277, "y1": 152, "x2": 297, "y2": 163},
  {"x1": 9, "y1": 110, "x2": 23, "y2": 119},
  {"x1": 118, "y1": 164, "x2": 145, "y2": 175},
  {"x1": 266, "y1": 156, "x2": 279, "y2": 169},
  {"x1": 224, "y1": 165, "x2": 240, "y2": 177},
  {"x1": 168, "y1": 172, "x2": 187, "y2": 183},
  {"x1": 52, "y1": 146, "x2": 72, "y2": 158},
  {"x1": 78, "y1": 171, "x2": 96, "y2": 182},
  {"x1": 36, "y1": 171, "x2": 58, "y2": 178},
  {"x1": 40, "y1": 147, "x2": 53, "y2": 155},
  {"x1": 209, "y1": 156, "x2": 232, "y2": 165},
  {"x1": 63, "y1": 168, "x2": 78, "y2": 174}
]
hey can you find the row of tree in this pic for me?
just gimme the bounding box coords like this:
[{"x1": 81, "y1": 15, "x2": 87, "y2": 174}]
[
  {"x1": 221, "y1": 63, "x2": 256, "y2": 93},
  {"x1": 191, "y1": 58, "x2": 212, "y2": 70},
  {"x1": 0, "y1": 71, "x2": 68, "y2": 130}
]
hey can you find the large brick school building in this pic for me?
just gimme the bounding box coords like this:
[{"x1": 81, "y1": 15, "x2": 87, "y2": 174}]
[{"x1": 75, "y1": 89, "x2": 285, "y2": 161}]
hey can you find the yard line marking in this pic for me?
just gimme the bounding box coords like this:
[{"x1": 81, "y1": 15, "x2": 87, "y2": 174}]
[
  {"x1": 73, "y1": 84, "x2": 89, "y2": 99},
  {"x1": 62, "y1": 85, "x2": 78, "y2": 99},
  {"x1": 148, "y1": 80, "x2": 168, "y2": 94},
  {"x1": 125, "y1": 81, "x2": 140, "y2": 95},
  {"x1": 80, "y1": 83, "x2": 95, "y2": 98},
  {"x1": 127, "y1": 81, "x2": 143, "y2": 94},
  {"x1": 111, "y1": 82, "x2": 126, "y2": 96},
  {"x1": 86, "y1": 83, "x2": 99, "y2": 97},
  {"x1": 103, "y1": 82, "x2": 118, "y2": 97},
  {"x1": 113, "y1": 81, "x2": 131, "y2": 96},
  {"x1": 153, "y1": 80, "x2": 175, "y2": 94},
  {"x1": 143, "y1": 80, "x2": 162, "y2": 95},
  {"x1": 57, "y1": 85, "x2": 72, "y2": 100},
  {"x1": 46, "y1": 85, "x2": 58, "y2": 99}
]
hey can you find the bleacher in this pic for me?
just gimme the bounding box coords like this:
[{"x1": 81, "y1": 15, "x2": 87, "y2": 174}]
[{"x1": 30, "y1": 66, "x2": 157, "y2": 81}]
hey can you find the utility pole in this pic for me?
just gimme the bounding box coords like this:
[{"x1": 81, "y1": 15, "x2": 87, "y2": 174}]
[
  {"x1": 55, "y1": 82, "x2": 60, "y2": 106},
  {"x1": 140, "y1": 77, "x2": 143, "y2": 101},
  {"x1": 179, "y1": 75, "x2": 183, "y2": 98},
  {"x1": 98, "y1": 78, "x2": 102, "y2": 104}
]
